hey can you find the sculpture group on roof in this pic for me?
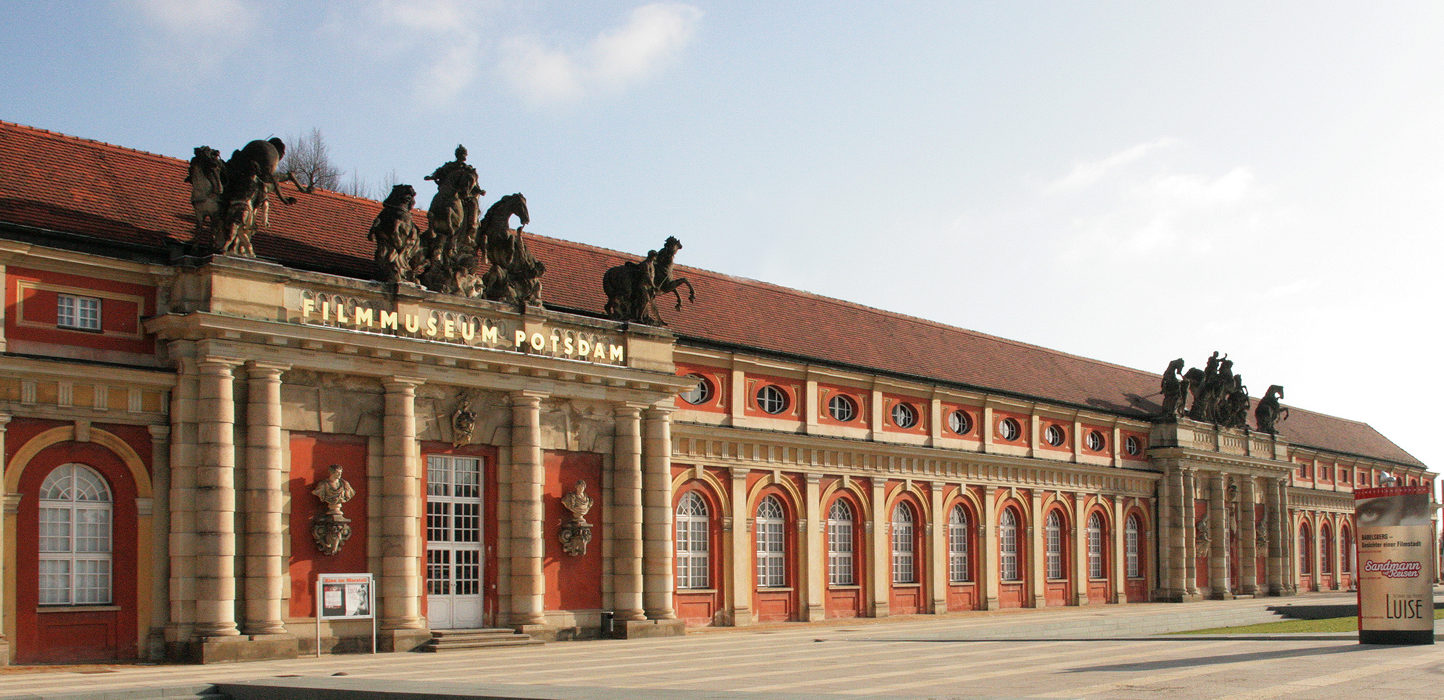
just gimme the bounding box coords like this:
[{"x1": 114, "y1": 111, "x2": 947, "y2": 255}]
[
  {"x1": 1160, "y1": 353, "x2": 1288, "y2": 434},
  {"x1": 187, "y1": 137, "x2": 694, "y2": 323}
]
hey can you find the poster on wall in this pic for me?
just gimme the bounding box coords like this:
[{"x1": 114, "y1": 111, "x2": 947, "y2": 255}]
[
  {"x1": 1355, "y1": 484, "x2": 1434, "y2": 645},
  {"x1": 317, "y1": 573, "x2": 374, "y2": 620}
]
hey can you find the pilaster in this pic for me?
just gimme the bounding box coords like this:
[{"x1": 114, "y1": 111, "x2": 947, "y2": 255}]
[
  {"x1": 804, "y1": 473, "x2": 825, "y2": 621},
  {"x1": 1239, "y1": 477, "x2": 1258, "y2": 595},
  {"x1": 1072, "y1": 494, "x2": 1088, "y2": 606},
  {"x1": 1265, "y1": 477, "x2": 1284, "y2": 594},
  {"x1": 869, "y1": 479, "x2": 888, "y2": 617},
  {"x1": 981, "y1": 487, "x2": 999, "y2": 610},
  {"x1": 1029, "y1": 490, "x2": 1044, "y2": 607},
  {"x1": 1182, "y1": 469, "x2": 1199, "y2": 597},
  {"x1": 929, "y1": 483, "x2": 947, "y2": 613},
  {"x1": 1208, "y1": 471, "x2": 1229, "y2": 598},
  {"x1": 728, "y1": 467, "x2": 751, "y2": 625},
  {"x1": 146, "y1": 424, "x2": 170, "y2": 660}
]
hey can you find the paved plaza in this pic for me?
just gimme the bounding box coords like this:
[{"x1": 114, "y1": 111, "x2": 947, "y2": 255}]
[{"x1": 1, "y1": 592, "x2": 1441, "y2": 699}]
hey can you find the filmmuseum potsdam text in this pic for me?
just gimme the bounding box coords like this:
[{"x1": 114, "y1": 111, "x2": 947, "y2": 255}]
[{"x1": 0, "y1": 121, "x2": 1433, "y2": 664}]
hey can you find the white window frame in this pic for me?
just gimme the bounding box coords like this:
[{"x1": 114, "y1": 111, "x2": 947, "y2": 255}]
[
  {"x1": 675, "y1": 492, "x2": 710, "y2": 589},
  {"x1": 1045, "y1": 511, "x2": 1064, "y2": 580},
  {"x1": 947, "y1": 409, "x2": 972, "y2": 435},
  {"x1": 998, "y1": 418, "x2": 1021, "y2": 442},
  {"x1": 1086, "y1": 431, "x2": 1106, "y2": 452},
  {"x1": 828, "y1": 394, "x2": 857, "y2": 423},
  {"x1": 38, "y1": 463, "x2": 113, "y2": 606},
  {"x1": 1044, "y1": 424, "x2": 1066, "y2": 447},
  {"x1": 948, "y1": 504, "x2": 971, "y2": 583},
  {"x1": 1298, "y1": 526, "x2": 1311, "y2": 575},
  {"x1": 891, "y1": 402, "x2": 918, "y2": 429},
  {"x1": 1087, "y1": 513, "x2": 1105, "y2": 580},
  {"x1": 1320, "y1": 526, "x2": 1333, "y2": 575},
  {"x1": 827, "y1": 500, "x2": 855, "y2": 585},
  {"x1": 1000, "y1": 509, "x2": 1020, "y2": 582},
  {"x1": 1125, "y1": 515, "x2": 1142, "y2": 579},
  {"x1": 756, "y1": 385, "x2": 788, "y2": 415},
  {"x1": 57, "y1": 293, "x2": 102, "y2": 331},
  {"x1": 680, "y1": 374, "x2": 713, "y2": 406},
  {"x1": 755, "y1": 496, "x2": 786, "y2": 588},
  {"x1": 891, "y1": 502, "x2": 916, "y2": 584}
]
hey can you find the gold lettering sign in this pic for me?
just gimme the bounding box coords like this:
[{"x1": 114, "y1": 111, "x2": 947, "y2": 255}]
[{"x1": 297, "y1": 293, "x2": 625, "y2": 365}]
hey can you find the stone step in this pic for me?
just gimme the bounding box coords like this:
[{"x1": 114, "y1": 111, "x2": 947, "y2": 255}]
[
  {"x1": 421, "y1": 627, "x2": 543, "y2": 652},
  {"x1": 417, "y1": 637, "x2": 545, "y2": 652}
]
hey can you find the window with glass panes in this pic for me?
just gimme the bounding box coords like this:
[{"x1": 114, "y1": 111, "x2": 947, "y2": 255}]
[
  {"x1": 1125, "y1": 515, "x2": 1141, "y2": 578},
  {"x1": 38, "y1": 464, "x2": 112, "y2": 605},
  {"x1": 948, "y1": 504, "x2": 971, "y2": 583},
  {"x1": 1298, "y1": 526, "x2": 1311, "y2": 574},
  {"x1": 891, "y1": 503, "x2": 915, "y2": 584},
  {"x1": 1321, "y1": 526, "x2": 1333, "y2": 574},
  {"x1": 1087, "y1": 512, "x2": 1104, "y2": 579},
  {"x1": 755, "y1": 496, "x2": 786, "y2": 587},
  {"x1": 675, "y1": 492, "x2": 710, "y2": 589},
  {"x1": 1045, "y1": 511, "x2": 1064, "y2": 579},
  {"x1": 1000, "y1": 509, "x2": 1020, "y2": 581},
  {"x1": 57, "y1": 294, "x2": 101, "y2": 331},
  {"x1": 827, "y1": 500, "x2": 855, "y2": 585}
]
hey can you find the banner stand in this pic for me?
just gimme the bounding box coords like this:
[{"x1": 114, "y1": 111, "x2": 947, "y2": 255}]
[
  {"x1": 1355, "y1": 484, "x2": 1435, "y2": 645},
  {"x1": 316, "y1": 573, "x2": 378, "y2": 657}
]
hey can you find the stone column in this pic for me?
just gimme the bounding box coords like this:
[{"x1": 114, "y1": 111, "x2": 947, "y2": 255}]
[
  {"x1": 1279, "y1": 479, "x2": 1296, "y2": 594},
  {"x1": 1165, "y1": 466, "x2": 1185, "y2": 600},
  {"x1": 167, "y1": 352, "x2": 199, "y2": 647},
  {"x1": 379, "y1": 379, "x2": 426, "y2": 642},
  {"x1": 1208, "y1": 472, "x2": 1229, "y2": 598},
  {"x1": 1111, "y1": 496, "x2": 1126, "y2": 603},
  {"x1": 1157, "y1": 469, "x2": 1173, "y2": 599},
  {"x1": 804, "y1": 474, "x2": 825, "y2": 621},
  {"x1": 612, "y1": 405, "x2": 645, "y2": 622},
  {"x1": 728, "y1": 467, "x2": 751, "y2": 626},
  {"x1": 194, "y1": 359, "x2": 241, "y2": 638},
  {"x1": 1239, "y1": 477, "x2": 1258, "y2": 595},
  {"x1": 508, "y1": 391, "x2": 546, "y2": 628},
  {"x1": 1072, "y1": 495, "x2": 1088, "y2": 606},
  {"x1": 929, "y1": 484, "x2": 947, "y2": 614},
  {"x1": 870, "y1": 479, "x2": 889, "y2": 617},
  {"x1": 1265, "y1": 477, "x2": 1284, "y2": 594},
  {"x1": 242, "y1": 363, "x2": 289, "y2": 636},
  {"x1": 0, "y1": 414, "x2": 9, "y2": 664},
  {"x1": 147, "y1": 425, "x2": 171, "y2": 659},
  {"x1": 1182, "y1": 469, "x2": 1198, "y2": 597},
  {"x1": 1029, "y1": 490, "x2": 1045, "y2": 607},
  {"x1": 981, "y1": 487, "x2": 998, "y2": 610},
  {"x1": 1330, "y1": 514, "x2": 1343, "y2": 590},
  {"x1": 641, "y1": 407, "x2": 676, "y2": 620}
]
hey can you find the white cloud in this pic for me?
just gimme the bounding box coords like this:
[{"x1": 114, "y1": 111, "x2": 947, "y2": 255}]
[
  {"x1": 127, "y1": 0, "x2": 259, "y2": 77},
  {"x1": 1045, "y1": 137, "x2": 1179, "y2": 194},
  {"x1": 500, "y1": 3, "x2": 702, "y2": 105},
  {"x1": 320, "y1": 0, "x2": 491, "y2": 105}
]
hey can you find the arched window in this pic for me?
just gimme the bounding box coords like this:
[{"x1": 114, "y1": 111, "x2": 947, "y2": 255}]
[
  {"x1": 1320, "y1": 524, "x2": 1333, "y2": 575},
  {"x1": 827, "y1": 500, "x2": 855, "y2": 585},
  {"x1": 675, "y1": 492, "x2": 710, "y2": 590},
  {"x1": 1000, "y1": 508, "x2": 1020, "y2": 582},
  {"x1": 1125, "y1": 514, "x2": 1142, "y2": 579},
  {"x1": 39, "y1": 464, "x2": 113, "y2": 605},
  {"x1": 1045, "y1": 510, "x2": 1065, "y2": 580},
  {"x1": 948, "y1": 504, "x2": 971, "y2": 583},
  {"x1": 1087, "y1": 512, "x2": 1105, "y2": 579},
  {"x1": 891, "y1": 502, "x2": 916, "y2": 584},
  {"x1": 755, "y1": 496, "x2": 786, "y2": 588},
  {"x1": 1342, "y1": 527, "x2": 1354, "y2": 575},
  {"x1": 1298, "y1": 524, "x2": 1311, "y2": 575}
]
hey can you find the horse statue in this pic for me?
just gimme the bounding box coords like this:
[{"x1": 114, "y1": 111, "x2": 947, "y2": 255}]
[
  {"x1": 1219, "y1": 374, "x2": 1249, "y2": 430},
  {"x1": 1159, "y1": 358, "x2": 1187, "y2": 418},
  {"x1": 602, "y1": 236, "x2": 695, "y2": 325},
  {"x1": 187, "y1": 137, "x2": 313, "y2": 258},
  {"x1": 184, "y1": 146, "x2": 225, "y2": 235},
  {"x1": 368, "y1": 184, "x2": 423, "y2": 284},
  {"x1": 1254, "y1": 385, "x2": 1289, "y2": 434},
  {"x1": 423, "y1": 145, "x2": 482, "y2": 269},
  {"x1": 478, "y1": 194, "x2": 543, "y2": 308}
]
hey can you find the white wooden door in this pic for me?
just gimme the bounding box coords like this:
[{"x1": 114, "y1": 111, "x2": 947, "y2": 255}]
[{"x1": 425, "y1": 455, "x2": 484, "y2": 629}]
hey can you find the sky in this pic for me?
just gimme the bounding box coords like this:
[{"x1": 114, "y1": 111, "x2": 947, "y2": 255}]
[{"x1": 3, "y1": 1, "x2": 1442, "y2": 474}]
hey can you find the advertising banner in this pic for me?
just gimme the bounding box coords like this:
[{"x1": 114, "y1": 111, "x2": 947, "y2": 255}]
[{"x1": 1355, "y1": 485, "x2": 1434, "y2": 644}]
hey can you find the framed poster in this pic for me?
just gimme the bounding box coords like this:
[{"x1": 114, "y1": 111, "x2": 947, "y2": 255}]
[{"x1": 315, "y1": 573, "x2": 377, "y2": 655}]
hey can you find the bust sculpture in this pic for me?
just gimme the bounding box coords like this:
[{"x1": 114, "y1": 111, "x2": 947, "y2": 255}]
[{"x1": 311, "y1": 464, "x2": 355, "y2": 555}]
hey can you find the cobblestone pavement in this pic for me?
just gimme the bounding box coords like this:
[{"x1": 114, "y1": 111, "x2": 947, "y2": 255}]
[{"x1": 2, "y1": 592, "x2": 1441, "y2": 699}]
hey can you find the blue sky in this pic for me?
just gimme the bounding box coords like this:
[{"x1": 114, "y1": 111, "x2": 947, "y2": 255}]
[{"x1": 5, "y1": 1, "x2": 1442, "y2": 472}]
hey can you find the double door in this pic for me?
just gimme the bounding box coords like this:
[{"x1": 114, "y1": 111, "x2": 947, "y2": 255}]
[{"x1": 426, "y1": 455, "x2": 484, "y2": 629}]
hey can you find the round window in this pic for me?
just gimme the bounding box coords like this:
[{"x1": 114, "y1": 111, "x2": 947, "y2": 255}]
[
  {"x1": 828, "y1": 394, "x2": 857, "y2": 422},
  {"x1": 891, "y1": 402, "x2": 918, "y2": 429},
  {"x1": 1044, "y1": 424, "x2": 1066, "y2": 447},
  {"x1": 998, "y1": 417, "x2": 1021, "y2": 441},
  {"x1": 756, "y1": 384, "x2": 789, "y2": 415},
  {"x1": 947, "y1": 409, "x2": 972, "y2": 435},
  {"x1": 1126, "y1": 435, "x2": 1141, "y2": 455},
  {"x1": 680, "y1": 374, "x2": 713, "y2": 405},
  {"x1": 1087, "y1": 430, "x2": 1106, "y2": 452}
]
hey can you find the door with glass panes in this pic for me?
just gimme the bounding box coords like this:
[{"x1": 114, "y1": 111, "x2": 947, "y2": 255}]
[{"x1": 426, "y1": 455, "x2": 484, "y2": 629}]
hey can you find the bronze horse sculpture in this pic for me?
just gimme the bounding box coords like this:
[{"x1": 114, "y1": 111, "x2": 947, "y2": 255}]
[
  {"x1": 185, "y1": 137, "x2": 312, "y2": 257},
  {"x1": 1254, "y1": 385, "x2": 1289, "y2": 434},
  {"x1": 368, "y1": 184, "x2": 422, "y2": 284},
  {"x1": 478, "y1": 194, "x2": 542, "y2": 308},
  {"x1": 603, "y1": 236, "x2": 696, "y2": 325}
]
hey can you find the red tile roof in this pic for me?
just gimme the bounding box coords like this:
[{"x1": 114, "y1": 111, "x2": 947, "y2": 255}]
[{"x1": 0, "y1": 120, "x2": 1424, "y2": 469}]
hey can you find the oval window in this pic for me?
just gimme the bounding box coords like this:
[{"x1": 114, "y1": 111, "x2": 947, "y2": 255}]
[
  {"x1": 756, "y1": 384, "x2": 789, "y2": 415},
  {"x1": 1086, "y1": 430, "x2": 1106, "y2": 452},
  {"x1": 947, "y1": 409, "x2": 972, "y2": 435},
  {"x1": 891, "y1": 402, "x2": 918, "y2": 429},
  {"x1": 680, "y1": 374, "x2": 713, "y2": 405},
  {"x1": 998, "y1": 417, "x2": 1022, "y2": 442},
  {"x1": 1045, "y1": 424, "x2": 1066, "y2": 447},
  {"x1": 828, "y1": 394, "x2": 857, "y2": 422},
  {"x1": 1125, "y1": 435, "x2": 1141, "y2": 456}
]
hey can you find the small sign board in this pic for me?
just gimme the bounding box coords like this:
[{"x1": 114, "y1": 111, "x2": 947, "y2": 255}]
[
  {"x1": 1355, "y1": 485, "x2": 1435, "y2": 645},
  {"x1": 315, "y1": 573, "x2": 377, "y2": 655}
]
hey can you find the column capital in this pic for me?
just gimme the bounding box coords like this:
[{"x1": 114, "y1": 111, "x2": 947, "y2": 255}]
[
  {"x1": 614, "y1": 403, "x2": 644, "y2": 419},
  {"x1": 384, "y1": 377, "x2": 425, "y2": 392},
  {"x1": 245, "y1": 360, "x2": 291, "y2": 375},
  {"x1": 147, "y1": 424, "x2": 171, "y2": 440},
  {"x1": 644, "y1": 405, "x2": 676, "y2": 419},
  {"x1": 510, "y1": 390, "x2": 546, "y2": 406},
  {"x1": 0, "y1": 413, "x2": 10, "y2": 430},
  {"x1": 197, "y1": 357, "x2": 243, "y2": 373},
  {"x1": 730, "y1": 466, "x2": 749, "y2": 482}
]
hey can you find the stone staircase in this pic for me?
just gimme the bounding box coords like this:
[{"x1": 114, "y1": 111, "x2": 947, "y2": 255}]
[{"x1": 418, "y1": 628, "x2": 544, "y2": 652}]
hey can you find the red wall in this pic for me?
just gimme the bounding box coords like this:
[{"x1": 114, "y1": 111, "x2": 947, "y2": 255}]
[
  {"x1": 543, "y1": 450, "x2": 603, "y2": 611},
  {"x1": 671, "y1": 470, "x2": 725, "y2": 626},
  {"x1": 288, "y1": 433, "x2": 369, "y2": 618},
  {"x1": 6, "y1": 266, "x2": 155, "y2": 355}
]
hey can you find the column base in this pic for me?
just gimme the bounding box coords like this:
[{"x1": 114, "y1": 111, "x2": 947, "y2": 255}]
[
  {"x1": 1155, "y1": 589, "x2": 1204, "y2": 603},
  {"x1": 805, "y1": 604, "x2": 826, "y2": 622},
  {"x1": 729, "y1": 607, "x2": 752, "y2": 626},
  {"x1": 378, "y1": 627, "x2": 432, "y2": 653},
  {"x1": 983, "y1": 597, "x2": 1000, "y2": 611},
  {"x1": 190, "y1": 634, "x2": 298, "y2": 664},
  {"x1": 0, "y1": 639, "x2": 9, "y2": 666},
  {"x1": 610, "y1": 619, "x2": 685, "y2": 639},
  {"x1": 1209, "y1": 590, "x2": 1234, "y2": 601}
]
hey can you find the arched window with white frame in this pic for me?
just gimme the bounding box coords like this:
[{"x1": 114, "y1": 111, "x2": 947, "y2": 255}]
[
  {"x1": 1342, "y1": 526, "x2": 1354, "y2": 576},
  {"x1": 675, "y1": 491, "x2": 710, "y2": 590},
  {"x1": 1087, "y1": 512, "x2": 1105, "y2": 579},
  {"x1": 948, "y1": 504, "x2": 972, "y2": 583},
  {"x1": 827, "y1": 499, "x2": 855, "y2": 585},
  {"x1": 1045, "y1": 510, "x2": 1065, "y2": 580},
  {"x1": 891, "y1": 502, "x2": 916, "y2": 584},
  {"x1": 755, "y1": 496, "x2": 786, "y2": 588},
  {"x1": 1320, "y1": 524, "x2": 1333, "y2": 575},
  {"x1": 1298, "y1": 524, "x2": 1312, "y2": 575},
  {"x1": 1125, "y1": 514, "x2": 1142, "y2": 579},
  {"x1": 38, "y1": 463, "x2": 113, "y2": 605},
  {"x1": 1000, "y1": 508, "x2": 1020, "y2": 582}
]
